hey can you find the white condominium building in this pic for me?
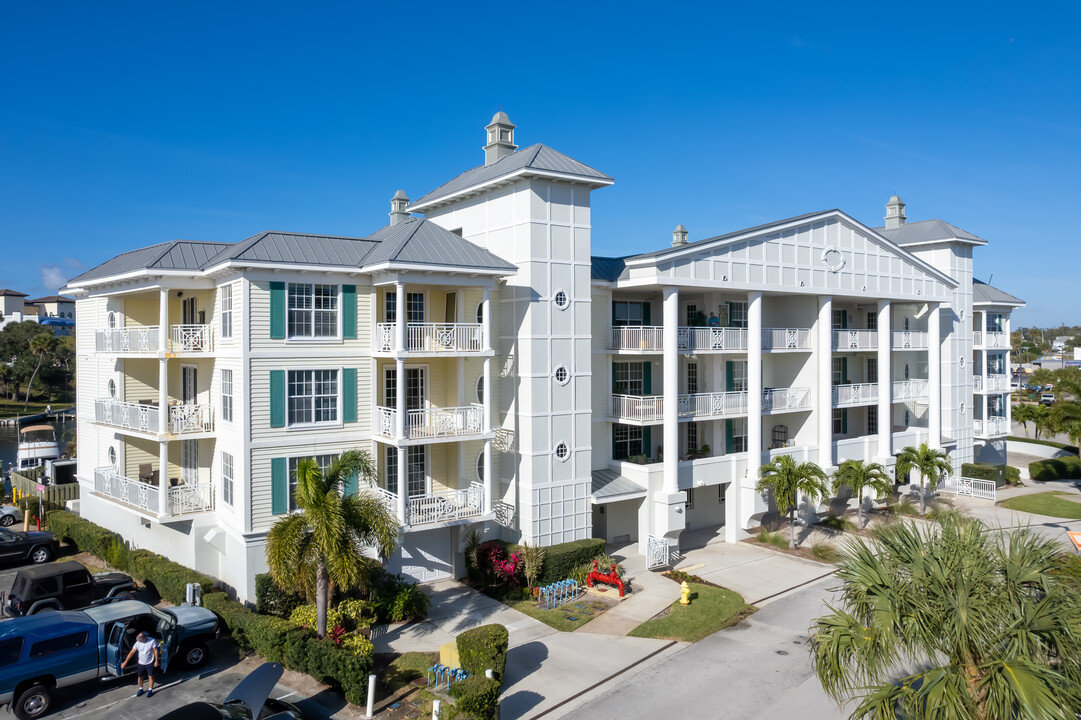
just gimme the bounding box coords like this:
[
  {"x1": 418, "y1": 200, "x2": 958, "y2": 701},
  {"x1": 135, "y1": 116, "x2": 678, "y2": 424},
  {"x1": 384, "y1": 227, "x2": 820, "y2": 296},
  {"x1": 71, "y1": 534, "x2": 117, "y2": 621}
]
[{"x1": 64, "y1": 115, "x2": 1021, "y2": 600}]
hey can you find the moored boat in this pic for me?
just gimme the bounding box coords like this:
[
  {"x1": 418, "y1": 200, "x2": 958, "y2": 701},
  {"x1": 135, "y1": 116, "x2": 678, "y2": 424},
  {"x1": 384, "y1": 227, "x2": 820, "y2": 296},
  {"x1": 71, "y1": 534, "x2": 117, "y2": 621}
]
[{"x1": 16, "y1": 425, "x2": 60, "y2": 471}]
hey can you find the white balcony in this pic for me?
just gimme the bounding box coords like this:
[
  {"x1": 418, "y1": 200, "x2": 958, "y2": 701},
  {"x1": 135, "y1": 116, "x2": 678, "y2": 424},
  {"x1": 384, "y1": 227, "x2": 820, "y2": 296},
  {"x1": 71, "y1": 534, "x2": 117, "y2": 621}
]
[
  {"x1": 170, "y1": 324, "x2": 213, "y2": 353},
  {"x1": 892, "y1": 379, "x2": 929, "y2": 401},
  {"x1": 374, "y1": 404, "x2": 485, "y2": 441},
  {"x1": 612, "y1": 391, "x2": 748, "y2": 424},
  {"x1": 833, "y1": 329, "x2": 878, "y2": 351},
  {"x1": 96, "y1": 326, "x2": 161, "y2": 354},
  {"x1": 892, "y1": 330, "x2": 928, "y2": 350},
  {"x1": 762, "y1": 328, "x2": 812, "y2": 351},
  {"x1": 833, "y1": 383, "x2": 879, "y2": 407},
  {"x1": 375, "y1": 323, "x2": 485, "y2": 354},
  {"x1": 407, "y1": 482, "x2": 484, "y2": 526},
  {"x1": 168, "y1": 404, "x2": 215, "y2": 434},
  {"x1": 95, "y1": 399, "x2": 160, "y2": 434},
  {"x1": 608, "y1": 326, "x2": 749, "y2": 353},
  {"x1": 975, "y1": 416, "x2": 1008, "y2": 438},
  {"x1": 973, "y1": 331, "x2": 1008, "y2": 349},
  {"x1": 762, "y1": 387, "x2": 812, "y2": 414},
  {"x1": 92, "y1": 467, "x2": 213, "y2": 517},
  {"x1": 611, "y1": 394, "x2": 665, "y2": 423},
  {"x1": 974, "y1": 374, "x2": 1009, "y2": 393}
]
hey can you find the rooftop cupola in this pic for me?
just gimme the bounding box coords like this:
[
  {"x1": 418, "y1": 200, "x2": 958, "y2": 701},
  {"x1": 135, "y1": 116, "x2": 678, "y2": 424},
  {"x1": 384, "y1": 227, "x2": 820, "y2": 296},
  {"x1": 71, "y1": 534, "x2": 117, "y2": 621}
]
[
  {"x1": 885, "y1": 194, "x2": 906, "y2": 230},
  {"x1": 484, "y1": 111, "x2": 517, "y2": 165},
  {"x1": 390, "y1": 189, "x2": 410, "y2": 226},
  {"x1": 672, "y1": 224, "x2": 689, "y2": 247}
]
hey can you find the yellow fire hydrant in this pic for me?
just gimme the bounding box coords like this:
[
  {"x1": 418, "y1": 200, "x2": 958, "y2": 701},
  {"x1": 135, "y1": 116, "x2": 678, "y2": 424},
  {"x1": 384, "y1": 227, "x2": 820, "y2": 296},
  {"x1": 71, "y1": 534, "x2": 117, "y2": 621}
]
[{"x1": 680, "y1": 580, "x2": 691, "y2": 606}]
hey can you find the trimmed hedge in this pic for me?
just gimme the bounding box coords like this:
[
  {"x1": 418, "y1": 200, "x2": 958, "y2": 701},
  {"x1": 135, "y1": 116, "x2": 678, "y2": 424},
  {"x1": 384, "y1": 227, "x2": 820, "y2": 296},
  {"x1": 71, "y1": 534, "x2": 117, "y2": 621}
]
[
  {"x1": 203, "y1": 592, "x2": 373, "y2": 705},
  {"x1": 450, "y1": 675, "x2": 501, "y2": 720},
  {"x1": 255, "y1": 573, "x2": 303, "y2": 618},
  {"x1": 1030, "y1": 456, "x2": 1081, "y2": 483},
  {"x1": 961, "y1": 463, "x2": 1021, "y2": 488},
  {"x1": 456, "y1": 623, "x2": 509, "y2": 681},
  {"x1": 1008, "y1": 436, "x2": 1080, "y2": 454},
  {"x1": 44, "y1": 510, "x2": 213, "y2": 605},
  {"x1": 532, "y1": 538, "x2": 606, "y2": 585}
]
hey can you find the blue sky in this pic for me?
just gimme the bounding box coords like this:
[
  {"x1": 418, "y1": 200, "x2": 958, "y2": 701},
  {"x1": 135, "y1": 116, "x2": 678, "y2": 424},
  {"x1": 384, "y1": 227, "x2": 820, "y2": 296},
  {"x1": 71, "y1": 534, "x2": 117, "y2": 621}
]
[{"x1": 1, "y1": 1, "x2": 1077, "y2": 326}]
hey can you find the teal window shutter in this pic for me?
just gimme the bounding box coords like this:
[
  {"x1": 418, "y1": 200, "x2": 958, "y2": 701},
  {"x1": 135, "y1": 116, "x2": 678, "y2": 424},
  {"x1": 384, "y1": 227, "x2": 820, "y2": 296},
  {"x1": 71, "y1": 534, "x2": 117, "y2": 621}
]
[
  {"x1": 642, "y1": 301, "x2": 651, "y2": 325},
  {"x1": 343, "y1": 470, "x2": 359, "y2": 497},
  {"x1": 342, "y1": 368, "x2": 357, "y2": 423},
  {"x1": 642, "y1": 426, "x2": 652, "y2": 457},
  {"x1": 270, "y1": 370, "x2": 285, "y2": 428},
  {"x1": 642, "y1": 362, "x2": 652, "y2": 395},
  {"x1": 270, "y1": 282, "x2": 286, "y2": 339},
  {"x1": 725, "y1": 302, "x2": 733, "y2": 327},
  {"x1": 271, "y1": 457, "x2": 287, "y2": 515},
  {"x1": 842, "y1": 409, "x2": 849, "y2": 435},
  {"x1": 725, "y1": 419, "x2": 735, "y2": 453},
  {"x1": 725, "y1": 361, "x2": 735, "y2": 392},
  {"x1": 841, "y1": 357, "x2": 849, "y2": 384},
  {"x1": 342, "y1": 285, "x2": 357, "y2": 339},
  {"x1": 841, "y1": 310, "x2": 848, "y2": 329}
]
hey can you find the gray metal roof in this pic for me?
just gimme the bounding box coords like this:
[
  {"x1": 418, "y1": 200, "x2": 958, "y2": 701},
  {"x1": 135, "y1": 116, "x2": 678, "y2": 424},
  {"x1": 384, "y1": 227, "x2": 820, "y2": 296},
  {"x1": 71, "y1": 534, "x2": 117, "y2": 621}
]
[
  {"x1": 591, "y1": 256, "x2": 627, "y2": 282},
  {"x1": 973, "y1": 279, "x2": 1024, "y2": 307},
  {"x1": 873, "y1": 219, "x2": 986, "y2": 246},
  {"x1": 360, "y1": 219, "x2": 516, "y2": 272},
  {"x1": 408, "y1": 143, "x2": 612, "y2": 211},
  {"x1": 206, "y1": 231, "x2": 377, "y2": 267},
  {"x1": 591, "y1": 468, "x2": 647, "y2": 503},
  {"x1": 68, "y1": 240, "x2": 231, "y2": 284}
]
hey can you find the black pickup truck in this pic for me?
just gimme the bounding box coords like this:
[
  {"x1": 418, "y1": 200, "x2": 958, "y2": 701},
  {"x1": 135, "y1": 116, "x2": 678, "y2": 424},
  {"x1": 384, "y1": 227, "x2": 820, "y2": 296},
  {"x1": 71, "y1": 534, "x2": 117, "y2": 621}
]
[{"x1": 5, "y1": 560, "x2": 136, "y2": 616}]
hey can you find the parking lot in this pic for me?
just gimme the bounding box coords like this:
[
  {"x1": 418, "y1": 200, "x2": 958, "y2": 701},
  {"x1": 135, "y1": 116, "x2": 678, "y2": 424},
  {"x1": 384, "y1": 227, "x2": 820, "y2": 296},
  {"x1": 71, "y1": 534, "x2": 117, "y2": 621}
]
[{"x1": 0, "y1": 547, "x2": 363, "y2": 719}]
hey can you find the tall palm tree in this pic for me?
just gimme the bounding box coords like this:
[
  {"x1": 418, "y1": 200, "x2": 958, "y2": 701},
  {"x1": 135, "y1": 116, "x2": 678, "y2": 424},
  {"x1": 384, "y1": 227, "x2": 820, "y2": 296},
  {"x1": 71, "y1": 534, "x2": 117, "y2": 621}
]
[
  {"x1": 1012, "y1": 402, "x2": 1037, "y2": 437},
  {"x1": 811, "y1": 515, "x2": 1081, "y2": 719},
  {"x1": 756, "y1": 455, "x2": 830, "y2": 549},
  {"x1": 265, "y1": 450, "x2": 398, "y2": 638},
  {"x1": 23, "y1": 333, "x2": 54, "y2": 410},
  {"x1": 831, "y1": 459, "x2": 892, "y2": 529},
  {"x1": 895, "y1": 443, "x2": 952, "y2": 516}
]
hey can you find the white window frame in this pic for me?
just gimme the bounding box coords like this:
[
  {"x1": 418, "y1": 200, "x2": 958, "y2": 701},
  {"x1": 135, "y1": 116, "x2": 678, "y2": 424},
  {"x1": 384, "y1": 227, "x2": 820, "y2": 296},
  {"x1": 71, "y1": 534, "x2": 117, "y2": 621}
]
[
  {"x1": 221, "y1": 369, "x2": 233, "y2": 424},
  {"x1": 727, "y1": 302, "x2": 748, "y2": 329},
  {"x1": 287, "y1": 283, "x2": 340, "y2": 340},
  {"x1": 222, "y1": 452, "x2": 234, "y2": 507},
  {"x1": 385, "y1": 445, "x2": 428, "y2": 497},
  {"x1": 612, "y1": 301, "x2": 645, "y2": 327},
  {"x1": 613, "y1": 362, "x2": 645, "y2": 396},
  {"x1": 613, "y1": 423, "x2": 643, "y2": 460},
  {"x1": 730, "y1": 417, "x2": 747, "y2": 453},
  {"x1": 730, "y1": 361, "x2": 748, "y2": 393},
  {"x1": 220, "y1": 284, "x2": 233, "y2": 340},
  {"x1": 286, "y1": 368, "x2": 342, "y2": 428},
  {"x1": 833, "y1": 409, "x2": 845, "y2": 435}
]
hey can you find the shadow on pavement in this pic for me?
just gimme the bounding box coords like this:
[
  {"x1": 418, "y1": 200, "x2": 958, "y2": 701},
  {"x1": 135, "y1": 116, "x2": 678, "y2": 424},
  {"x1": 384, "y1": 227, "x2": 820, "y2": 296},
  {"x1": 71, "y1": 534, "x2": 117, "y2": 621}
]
[{"x1": 500, "y1": 689, "x2": 545, "y2": 719}]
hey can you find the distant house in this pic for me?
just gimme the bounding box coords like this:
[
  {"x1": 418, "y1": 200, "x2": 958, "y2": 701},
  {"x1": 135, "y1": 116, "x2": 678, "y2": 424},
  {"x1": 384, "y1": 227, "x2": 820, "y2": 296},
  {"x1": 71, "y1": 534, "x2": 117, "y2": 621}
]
[
  {"x1": 27, "y1": 295, "x2": 76, "y2": 336},
  {"x1": 0, "y1": 289, "x2": 37, "y2": 331}
]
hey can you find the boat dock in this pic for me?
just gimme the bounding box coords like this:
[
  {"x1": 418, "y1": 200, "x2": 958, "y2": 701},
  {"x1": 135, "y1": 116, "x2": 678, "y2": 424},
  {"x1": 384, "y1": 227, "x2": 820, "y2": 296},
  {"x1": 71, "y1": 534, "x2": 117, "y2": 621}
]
[{"x1": 0, "y1": 407, "x2": 75, "y2": 427}]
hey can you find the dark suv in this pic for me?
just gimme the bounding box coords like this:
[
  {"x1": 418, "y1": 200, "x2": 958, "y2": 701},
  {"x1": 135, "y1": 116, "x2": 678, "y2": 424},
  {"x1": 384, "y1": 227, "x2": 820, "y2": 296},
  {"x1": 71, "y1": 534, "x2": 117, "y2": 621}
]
[{"x1": 5, "y1": 561, "x2": 136, "y2": 616}]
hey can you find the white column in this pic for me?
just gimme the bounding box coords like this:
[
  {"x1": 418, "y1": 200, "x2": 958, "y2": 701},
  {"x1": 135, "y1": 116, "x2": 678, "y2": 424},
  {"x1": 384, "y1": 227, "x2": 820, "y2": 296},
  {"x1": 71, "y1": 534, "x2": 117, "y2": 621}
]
[
  {"x1": 483, "y1": 439, "x2": 493, "y2": 514},
  {"x1": 746, "y1": 292, "x2": 763, "y2": 472},
  {"x1": 877, "y1": 300, "x2": 891, "y2": 459},
  {"x1": 158, "y1": 289, "x2": 169, "y2": 434},
  {"x1": 662, "y1": 287, "x2": 679, "y2": 495},
  {"x1": 928, "y1": 303, "x2": 942, "y2": 448},
  {"x1": 482, "y1": 286, "x2": 491, "y2": 351},
  {"x1": 158, "y1": 441, "x2": 169, "y2": 516},
  {"x1": 395, "y1": 359, "x2": 406, "y2": 440},
  {"x1": 482, "y1": 354, "x2": 492, "y2": 514},
  {"x1": 396, "y1": 446, "x2": 407, "y2": 524},
  {"x1": 817, "y1": 296, "x2": 833, "y2": 467}
]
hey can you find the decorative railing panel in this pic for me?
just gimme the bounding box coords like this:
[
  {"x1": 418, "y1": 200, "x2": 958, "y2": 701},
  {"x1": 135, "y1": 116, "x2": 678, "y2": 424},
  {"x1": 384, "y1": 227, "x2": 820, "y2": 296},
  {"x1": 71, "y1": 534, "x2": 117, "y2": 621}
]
[
  {"x1": 169, "y1": 404, "x2": 214, "y2": 434},
  {"x1": 762, "y1": 328, "x2": 812, "y2": 351},
  {"x1": 375, "y1": 323, "x2": 394, "y2": 352},
  {"x1": 170, "y1": 324, "x2": 213, "y2": 352},
  {"x1": 677, "y1": 391, "x2": 748, "y2": 420},
  {"x1": 95, "y1": 326, "x2": 160, "y2": 354},
  {"x1": 95, "y1": 399, "x2": 160, "y2": 433},
  {"x1": 891, "y1": 330, "x2": 928, "y2": 350},
  {"x1": 168, "y1": 483, "x2": 214, "y2": 514},
  {"x1": 832, "y1": 329, "x2": 878, "y2": 351},
  {"x1": 974, "y1": 374, "x2": 1008, "y2": 393},
  {"x1": 94, "y1": 467, "x2": 159, "y2": 513},
  {"x1": 677, "y1": 327, "x2": 748, "y2": 352},
  {"x1": 406, "y1": 323, "x2": 484, "y2": 353},
  {"x1": 940, "y1": 475, "x2": 996, "y2": 501},
  {"x1": 407, "y1": 482, "x2": 484, "y2": 526},
  {"x1": 405, "y1": 405, "x2": 484, "y2": 440},
  {"x1": 892, "y1": 379, "x2": 929, "y2": 401},
  {"x1": 762, "y1": 387, "x2": 812, "y2": 413},
  {"x1": 646, "y1": 535, "x2": 670, "y2": 570},
  {"x1": 612, "y1": 394, "x2": 664, "y2": 423},
  {"x1": 833, "y1": 383, "x2": 879, "y2": 406}
]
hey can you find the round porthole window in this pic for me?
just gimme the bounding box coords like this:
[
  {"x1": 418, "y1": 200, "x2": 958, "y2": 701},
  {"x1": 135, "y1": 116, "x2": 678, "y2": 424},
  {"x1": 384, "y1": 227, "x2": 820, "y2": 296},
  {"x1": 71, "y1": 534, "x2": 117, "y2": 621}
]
[
  {"x1": 904, "y1": 410, "x2": 911, "y2": 428},
  {"x1": 107, "y1": 446, "x2": 117, "y2": 466},
  {"x1": 959, "y1": 402, "x2": 966, "y2": 415},
  {"x1": 555, "y1": 443, "x2": 569, "y2": 461},
  {"x1": 959, "y1": 309, "x2": 965, "y2": 321},
  {"x1": 554, "y1": 365, "x2": 569, "y2": 385},
  {"x1": 476, "y1": 452, "x2": 485, "y2": 482},
  {"x1": 108, "y1": 379, "x2": 117, "y2": 398},
  {"x1": 107, "y1": 311, "x2": 117, "y2": 329},
  {"x1": 553, "y1": 290, "x2": 569, "y2": 309},
  {"x1": 475, "y1": 302, "x2": 484, "y2": 325},
  {"x1": 476, "y1": 376, "x2": 484, "y2": 403},
  {"x1": 959, "y1": 356, "x2": 966, "y2": 368}
]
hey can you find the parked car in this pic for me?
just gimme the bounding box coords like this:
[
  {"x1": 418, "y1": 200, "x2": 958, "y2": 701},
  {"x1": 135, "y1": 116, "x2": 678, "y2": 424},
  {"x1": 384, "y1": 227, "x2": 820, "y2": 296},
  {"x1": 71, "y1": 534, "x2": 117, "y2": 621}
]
[
  {"x1": 0, "y1": 599, "x2": 217, "y2": 719},
  {"x1": 5, "y1": 561, "x2": 136, "y2": 617},
  {"x1": 0, "y1": 506, "x2": 22, "y2": 527},
  {"x1": 156, "y1": 662, "x2": 305, "y2": 720},
  {"x1": 0, "y1": 527, "x2": 57, "y2": 566},
  {"x1": 1040, "y1": 393, "x2": 1056, "y2": 406}
]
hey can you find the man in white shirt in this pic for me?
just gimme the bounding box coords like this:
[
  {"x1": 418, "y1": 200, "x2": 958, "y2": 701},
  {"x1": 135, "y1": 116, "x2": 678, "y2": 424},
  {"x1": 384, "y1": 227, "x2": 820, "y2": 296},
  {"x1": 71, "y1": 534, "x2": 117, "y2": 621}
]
[{"x1": 121, "y1": 631, "x2": 160, "y2": 698}]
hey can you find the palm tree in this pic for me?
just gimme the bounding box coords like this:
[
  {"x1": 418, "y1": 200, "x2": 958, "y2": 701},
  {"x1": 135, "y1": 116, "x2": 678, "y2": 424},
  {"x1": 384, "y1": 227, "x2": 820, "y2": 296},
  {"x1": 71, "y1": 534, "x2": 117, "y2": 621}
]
[
  {"x1": 1012, "y1": 402, "x2": 1037, "y2": 437},
  {"x1": 756, "y1": 455, "x2": 830, "y2": 549},
  {"x1": 265, "y1": 450, "x2": 398, "y2": 638},
  {"x1": 811, "y1": 515, "x2": 1081, "y2": 719},
  {"x1": 895, "y1": 443, "x2": 952, "y2": 516},
  {"x1": 831, "y1": 460, "x2": 892, "y2": 529},
  {"x1": 23, "y1": 333, "x2": 54, "y2": 410}
]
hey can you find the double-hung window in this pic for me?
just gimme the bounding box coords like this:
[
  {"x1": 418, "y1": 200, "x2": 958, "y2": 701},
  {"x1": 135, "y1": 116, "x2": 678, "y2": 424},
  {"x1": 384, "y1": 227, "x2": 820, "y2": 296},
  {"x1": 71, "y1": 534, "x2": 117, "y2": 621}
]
[
  {"x1": 386, "y1": 446, "x2": 426, "y2": 497},
  {"x1": 384, "y1": 291, "x2": 425, "y2": 324},
  {"x1": 288, "y1": 283, "x2": 338, "y2": 338},
  {"x1": 867, "y1": 407, "x2": 878, "y2": 435},
  {"x1": 727, "y1": 302, "x2": 748, "y2": 328},
  {"x1": 221, "y1": 369, "x2": 233, "y2": 423},
  {"x1": 613, "y1": 301, "x2": 645, "y2": 326},
  {"x1": 287, "y1": 370, "x2": 338, "y2": 426},
  {"x1": 220, "y1": 284, "x2": 233, "y2": 339},
  {"x1": 613, "y1": 362, "x2": 644, "y2": 396},
  {"x1": 222, "y1": 452, "x2": 234, "y2": 506},
  {"x1": 288, "y1": 454, "x2": 337, "y2": 510},
  {"x1": 612, "y1": 424, "x2": 643, "y2": 460}
]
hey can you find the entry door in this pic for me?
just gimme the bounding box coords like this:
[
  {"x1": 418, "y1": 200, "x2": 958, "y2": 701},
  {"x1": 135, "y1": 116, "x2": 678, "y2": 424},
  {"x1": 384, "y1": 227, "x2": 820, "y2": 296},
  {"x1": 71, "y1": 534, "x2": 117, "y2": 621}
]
[
  {"x1": 181, "y1": 366, "x2": 197, "y2": 405},
  {"x1": 444, "y1": 292, "x2": 457, "y2": 323},
  {"x1": 181, "y1": 440, "x2": 198, "y2": 485},
  {"x1": 384, "y1": 368, "x2": 426, "y2": 410},
  {"x1": 182, "y1": 297, "x2": 197, "y2": 325}
]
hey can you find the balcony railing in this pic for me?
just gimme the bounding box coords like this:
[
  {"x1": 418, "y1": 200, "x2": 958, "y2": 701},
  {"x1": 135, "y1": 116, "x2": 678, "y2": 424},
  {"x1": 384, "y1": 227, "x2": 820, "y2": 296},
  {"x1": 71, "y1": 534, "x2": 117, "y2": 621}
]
[
  {"x1": 892, "y1": 379, "x2": 929, "y2": 401},
  {"x1": 95, "y1": 326, "x2": 160, "y2": 354},
  {"x1": 975, "y1": 415, "x2": 1008, "y2": 437},
  {"x1": 892, "y1": 330, "x2": 928, "y2": 350},
  {"x1": 168, "y1": 482, "x2": 214, "y2": 514},
  {"x1": 677, "y1": 327, "x2": 748, "y2": 352},
  {"x1": 974, "y1": 331, "x2": 1008, "y2": 349},
  {"x1": 762, "y1": 387, "x2": 812, "y2": 413},
  {"x1": 611, "y1": 326, "x2": 663, "y2": 352},
  {"x1": 974, "y1": 374, "x2": 1009, "y2": 393},
  {"x1": 833, "y1": 329, "x2": 878, "y2": 351},
  {"x1": 833, "y1": 383, "x2": 879, "y2": 406},
  {"x1": 375, "y1": 405, "x2": 484, "y2": 440},
  {"x1": 612, "y1": 394, "x2": 665, "y2": 423},
  {"x1": 95, "y1": 399, "x2": 160, "y2": 433},
  {"x1": 762, "y1": 328, "x2": 812, "y2": 351},
  {"x1": 170, "y1": 324, "x2": 213, "y2": 353},
  {"x1": 676, "y1": 391, "x2": 748, "y2": 420},
  {"x1": 169, "y1": 404, "x2": 215, "y2": 434},
  {"x1": 94, "y1": 467, "x2": 159, "y2": 513},
  {"x1": 407, "y1": 482, "x2": 484, "y2": 526},
  {"x1": 375, "y1": 323, "x2": 485, "y2": 354}
]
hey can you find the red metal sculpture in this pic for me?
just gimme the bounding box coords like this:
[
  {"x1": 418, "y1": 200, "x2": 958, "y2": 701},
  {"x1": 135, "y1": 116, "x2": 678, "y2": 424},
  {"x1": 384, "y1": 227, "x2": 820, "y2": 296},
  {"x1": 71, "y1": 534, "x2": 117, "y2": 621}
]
[{"x1": 586, "y1": 559, "x2": 625, "y2": 597}]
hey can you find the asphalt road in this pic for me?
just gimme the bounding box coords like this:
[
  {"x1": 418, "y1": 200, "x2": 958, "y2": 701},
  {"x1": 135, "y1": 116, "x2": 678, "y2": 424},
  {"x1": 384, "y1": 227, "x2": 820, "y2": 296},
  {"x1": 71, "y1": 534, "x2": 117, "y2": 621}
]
[{"x1": 561, "y1": 577, "x2": 848, "y2": 720}]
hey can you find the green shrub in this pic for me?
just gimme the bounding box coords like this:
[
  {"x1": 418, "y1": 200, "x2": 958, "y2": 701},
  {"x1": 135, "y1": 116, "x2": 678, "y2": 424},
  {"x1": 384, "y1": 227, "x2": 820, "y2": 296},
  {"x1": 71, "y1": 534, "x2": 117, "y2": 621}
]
[
  {"x1": 531, "y1": 538, "x2": 606, "y2": 585},
  {"x1": 370, "y1": 573, "x2": 431, "y2": 623},
  {"x1": 46, "y1": 510, "x2": 116, "y2": 558},
  {"x1": 450, "y1": 675, "x2": 501, "y2": 720},
  {"x1": 962, "y1": 462, "x2": 1006, "y2": 486},
  {"x1": 338, "y1": 598, "x2": 373, "y2": 630},
  {"x1": 1005, "y1": 466, "x2": 1022, "y2": 486},
  {"x1": 1029, "y1": 456, "x2": 1081, "y2": 482},
  {"x1": 255, "y1": 573, "x2": 302, "y2": 618},
  {"x1": 1008, "y1": 436, "x2": 1080, "y2": 454},
  {"x1": 289, "y1": 604, "x2": 344, "y2": 631},
  {"x1": 456, "y1": 624, "x2": 509, "y2": 682},
  {"x1": 340, "y1": 633, "x2": 374, "y2": 656}
]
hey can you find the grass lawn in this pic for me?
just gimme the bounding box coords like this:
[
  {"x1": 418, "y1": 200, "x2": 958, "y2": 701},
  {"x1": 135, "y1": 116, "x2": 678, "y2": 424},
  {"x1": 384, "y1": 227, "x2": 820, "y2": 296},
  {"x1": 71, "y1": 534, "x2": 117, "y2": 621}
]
[
  {"x1": 378, "y1": 651, "x2": 439, "y2": 693},
  {"x1": 0, "y1": 400, "x2": 69, "y2": 417},
  {"x1": 1000, "y1": 492, "x2": 1081, "y2": 520},
  {"x1": 504, "y1": 596, "x2": 609, "y2": 631},
  {"x1": 628, "y1": 583, "x2": 755, "y2": 642}
]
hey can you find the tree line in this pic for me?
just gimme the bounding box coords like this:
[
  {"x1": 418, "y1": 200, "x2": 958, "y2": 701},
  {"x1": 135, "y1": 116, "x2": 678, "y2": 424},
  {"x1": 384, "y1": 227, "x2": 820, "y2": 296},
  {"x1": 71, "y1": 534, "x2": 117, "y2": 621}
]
[
  {"x1": 1014, "y1": 366, "x2": 1081, "y2": 446},
  {"x1": 0, "y1": 321, "x2": 74, "y2": 409}
]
